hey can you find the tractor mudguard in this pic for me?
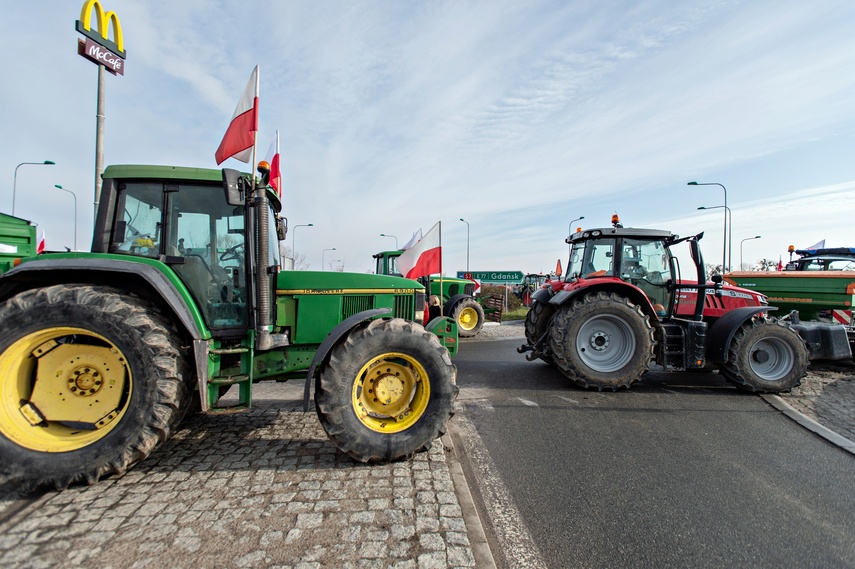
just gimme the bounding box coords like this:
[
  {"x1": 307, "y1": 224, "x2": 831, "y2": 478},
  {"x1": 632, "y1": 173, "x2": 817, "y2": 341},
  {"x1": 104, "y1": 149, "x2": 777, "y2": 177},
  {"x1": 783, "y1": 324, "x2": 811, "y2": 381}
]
[
  {"x1": 706, "y1": 306, "x2": 773, "y2": 363},
  {"x1": 0, "y1": 257, "x2": 204, "y2": 340},
  {"x1": 443, "y1": 294, "x2": 472, "y2": 317},
  {"x1": 425, "y1": 316, "x2": 459, "y2": 357},
  {"x1": 531, "y1": 286, "x2": 554, "y2": 304},
  {"x1": 303, "y1": 307, "x2": 392, "y2": 411}
]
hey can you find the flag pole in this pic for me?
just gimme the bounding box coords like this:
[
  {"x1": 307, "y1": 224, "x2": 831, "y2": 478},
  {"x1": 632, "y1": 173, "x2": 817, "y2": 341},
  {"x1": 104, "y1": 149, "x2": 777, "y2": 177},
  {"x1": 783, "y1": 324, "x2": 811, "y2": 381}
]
[{"x1": 439, "y1": 221, "x2": 443, "y2": 302}]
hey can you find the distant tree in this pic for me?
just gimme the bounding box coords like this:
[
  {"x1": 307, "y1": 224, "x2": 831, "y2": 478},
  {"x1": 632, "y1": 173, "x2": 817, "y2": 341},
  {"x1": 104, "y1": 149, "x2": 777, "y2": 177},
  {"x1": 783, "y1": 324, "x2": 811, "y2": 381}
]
[
  {"x1": 705, "y1": 263, "x2": 722, "y2": 280},
  {"x1": 757, "y1": 258, "x2": 777, "y2": 272},
  {"x1": 279, "y1": 244, "x2": 310, "y2": 270}
]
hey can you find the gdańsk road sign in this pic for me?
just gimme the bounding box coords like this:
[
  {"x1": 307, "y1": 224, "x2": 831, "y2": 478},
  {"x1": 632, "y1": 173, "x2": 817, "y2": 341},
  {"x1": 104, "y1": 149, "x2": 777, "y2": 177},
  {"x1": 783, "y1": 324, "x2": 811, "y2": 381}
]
[{"x1": 457, "y1": 271, "x2": 524, "y2": 283}]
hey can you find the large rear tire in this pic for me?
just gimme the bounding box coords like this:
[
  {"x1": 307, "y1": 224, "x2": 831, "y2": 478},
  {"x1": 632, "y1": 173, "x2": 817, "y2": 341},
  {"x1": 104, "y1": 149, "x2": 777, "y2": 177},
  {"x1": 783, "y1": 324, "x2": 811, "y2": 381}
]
[
  {"x1": 315, "y1": 318, "x2": 458, "y2": 462},
  {"x1": 719, "y1": 317, "x2": 808, "y2": 393},
  {"x1": 524, "y1": 300, "x2": 556, "y2": 364},
  {"x1": 548, "y1": 292, "x2": 654, "y2": 390},
  {"x1": 452, "y1": 298, "x2": 485, "y2": 337},
  {"x1": 0, "y1": 285, "x2": 190, "y2": 489}
]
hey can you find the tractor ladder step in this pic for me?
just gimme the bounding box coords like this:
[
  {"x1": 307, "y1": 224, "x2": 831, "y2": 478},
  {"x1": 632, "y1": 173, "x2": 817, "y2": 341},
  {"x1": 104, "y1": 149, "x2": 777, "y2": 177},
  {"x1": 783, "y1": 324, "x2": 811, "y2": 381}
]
[{"x1": 659, "y1": 323, "x2": 687, "y2": 369}]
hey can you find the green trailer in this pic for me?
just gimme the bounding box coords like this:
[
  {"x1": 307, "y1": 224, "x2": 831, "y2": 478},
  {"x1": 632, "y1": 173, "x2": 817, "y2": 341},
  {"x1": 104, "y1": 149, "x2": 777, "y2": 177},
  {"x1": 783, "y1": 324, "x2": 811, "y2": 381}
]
[{"x1": 0, "y1": 213, "x2": 39, "y2": 273}]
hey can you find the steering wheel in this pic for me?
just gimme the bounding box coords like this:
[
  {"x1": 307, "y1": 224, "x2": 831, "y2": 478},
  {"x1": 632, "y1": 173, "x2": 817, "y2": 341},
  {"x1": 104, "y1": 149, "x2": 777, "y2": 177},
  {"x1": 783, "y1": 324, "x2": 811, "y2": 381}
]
[{"x1": 220, "y1": 243, "x2": 245, "y2": 263}]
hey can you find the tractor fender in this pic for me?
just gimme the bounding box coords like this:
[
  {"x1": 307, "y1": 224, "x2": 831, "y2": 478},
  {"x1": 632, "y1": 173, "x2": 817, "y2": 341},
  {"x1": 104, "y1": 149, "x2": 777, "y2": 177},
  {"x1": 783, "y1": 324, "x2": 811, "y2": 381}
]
[
  {"x1": 531, "y1": 286, "x2": 554, "y2": 305},
  {"x1": 547, "y1": 282, "x2": 653, "y2": 315},
  {"x1": 303, "y1": 307, "x2": 393, "y2": 411},
  {"x1": 706, "y1": 306, "x2": 773, "y2": 363},
  {"x1": 0, "y1": 257, "x2": 204, "y2": 340},
  {"x1": 443, "y1": 294, "x2": 472, "y2": 317}
]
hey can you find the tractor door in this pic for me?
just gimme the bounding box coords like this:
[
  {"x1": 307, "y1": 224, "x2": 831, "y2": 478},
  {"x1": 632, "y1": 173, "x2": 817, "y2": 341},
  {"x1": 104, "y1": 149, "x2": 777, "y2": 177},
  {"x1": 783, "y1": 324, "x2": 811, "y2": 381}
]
[
  {"x1": 108, "y1": 181, "x2": 250, "y2": 333},
  {"x1": 619, "y1": 238, "x2": 672, "y2": 312}
]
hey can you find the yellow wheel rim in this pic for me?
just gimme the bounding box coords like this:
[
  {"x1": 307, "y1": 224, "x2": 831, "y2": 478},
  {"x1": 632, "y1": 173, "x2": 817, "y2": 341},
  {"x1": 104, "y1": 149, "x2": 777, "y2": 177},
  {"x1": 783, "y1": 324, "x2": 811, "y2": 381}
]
[
  {"x1": 351, "y1": 352, "x2": 430, "y2": 433},
  {"x1": 458, "y1": 307, "x2": 480, "y2": 331},
  {"x1": 0, "y1": 327, "x2": 131, "y2": 453}
]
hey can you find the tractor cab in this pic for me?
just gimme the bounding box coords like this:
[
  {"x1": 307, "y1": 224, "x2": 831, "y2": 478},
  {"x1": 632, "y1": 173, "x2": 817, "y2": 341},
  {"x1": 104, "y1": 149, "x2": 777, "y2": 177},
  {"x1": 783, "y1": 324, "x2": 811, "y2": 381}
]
[{"x1": 566, "y1": 224, "x2": 676, "y2": 317}]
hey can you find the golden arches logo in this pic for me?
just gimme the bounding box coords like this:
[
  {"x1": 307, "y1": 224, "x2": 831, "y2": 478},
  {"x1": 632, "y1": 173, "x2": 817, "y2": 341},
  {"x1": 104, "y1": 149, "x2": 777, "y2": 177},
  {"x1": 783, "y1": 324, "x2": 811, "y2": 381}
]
[{"x1": 76, "y1": 0, "x2": 125, "y2": 58}]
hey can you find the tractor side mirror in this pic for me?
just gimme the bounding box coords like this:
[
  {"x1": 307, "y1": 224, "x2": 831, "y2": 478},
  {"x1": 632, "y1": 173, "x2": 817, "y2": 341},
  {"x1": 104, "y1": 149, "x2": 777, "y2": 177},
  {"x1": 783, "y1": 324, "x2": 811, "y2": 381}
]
[
  {"x1": 222, "y1": 168, "x2": 245, "y2": 206},
  {"x1": 276, "y1": 216, "x2": 287, "y2": 241}
]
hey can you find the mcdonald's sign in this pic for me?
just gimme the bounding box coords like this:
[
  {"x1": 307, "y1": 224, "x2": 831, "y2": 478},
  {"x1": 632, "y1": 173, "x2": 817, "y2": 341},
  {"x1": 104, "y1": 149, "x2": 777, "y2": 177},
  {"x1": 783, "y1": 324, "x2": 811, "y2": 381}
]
[{"x1": 75, "y1": 0, "x2": 126, "y2": 75}]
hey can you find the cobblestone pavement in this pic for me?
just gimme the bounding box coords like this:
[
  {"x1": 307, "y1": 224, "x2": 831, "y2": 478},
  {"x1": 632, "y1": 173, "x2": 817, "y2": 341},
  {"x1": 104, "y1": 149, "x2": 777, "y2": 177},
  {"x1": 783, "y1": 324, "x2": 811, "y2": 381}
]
[{"x1": 0, "y1": 382, "x2": 482, "y2": 569}]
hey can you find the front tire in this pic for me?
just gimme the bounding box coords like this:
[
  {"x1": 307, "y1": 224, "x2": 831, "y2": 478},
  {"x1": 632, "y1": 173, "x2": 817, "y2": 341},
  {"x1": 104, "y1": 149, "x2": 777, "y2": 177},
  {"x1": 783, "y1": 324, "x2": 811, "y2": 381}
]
[
  {"x1": 524, "y1": 300, "x2": 555, "y2": 364},
  {"x1": 719, "y1": 317, "x2": 808, "y2": 393},
  {"x1": 548, "y1": 292, "x2": 654, "y2": 390},
  {"x1": 0, "y1": 285, "x2": 189, "y2": 489},
  {"x1": 315, "y1": 318, "x2": 458, "y2": 462},
  {"x1": 452, "y1": 298, "x2": 485, "y2": 337}
]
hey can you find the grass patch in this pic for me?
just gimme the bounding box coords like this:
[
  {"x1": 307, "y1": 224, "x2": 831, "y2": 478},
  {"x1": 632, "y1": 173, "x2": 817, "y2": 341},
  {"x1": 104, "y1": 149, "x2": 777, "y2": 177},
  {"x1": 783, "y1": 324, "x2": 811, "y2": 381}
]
[{"x1": 502, "y1": 307, "x2": 529, "y2": 321}]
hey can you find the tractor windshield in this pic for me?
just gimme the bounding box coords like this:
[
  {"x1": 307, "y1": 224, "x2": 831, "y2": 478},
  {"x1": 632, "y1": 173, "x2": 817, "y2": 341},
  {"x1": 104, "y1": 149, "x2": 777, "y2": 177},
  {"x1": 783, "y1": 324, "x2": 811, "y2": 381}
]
[{"x1": 619, "y1": 238, "x2": 671, "y2": 310}]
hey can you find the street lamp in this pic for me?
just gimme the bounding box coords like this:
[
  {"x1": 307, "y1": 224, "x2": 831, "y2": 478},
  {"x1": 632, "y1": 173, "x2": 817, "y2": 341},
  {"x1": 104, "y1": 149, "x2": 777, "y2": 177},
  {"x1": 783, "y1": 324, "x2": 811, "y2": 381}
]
[
  {"x1": 322, "y1": 247, "x2": 336, "y2": 271},
  {"x1": 292, "y1": 223, "x2": 314, "y2": 261},
  {"x1": 697, "y1": 205, "x2": 732, "y2": 271},
  {"x1": 689, "y1": 181, "x2": 729, "y2": 272},
  {"x1": 740, "y1": 235, "x2": 761, "y2": 270},
  {"x1": 459, "y1": 218, "x2": 470, "y2": 271},
  {"x1": 13, "y1": 160, "x2": 55, "y2": 216},
  {"x1": 380, "y1": 233, "x2": 398, "y2": 249},
  {"x1": 53, "y1": 185, "x2": 78, "y2": 251}
]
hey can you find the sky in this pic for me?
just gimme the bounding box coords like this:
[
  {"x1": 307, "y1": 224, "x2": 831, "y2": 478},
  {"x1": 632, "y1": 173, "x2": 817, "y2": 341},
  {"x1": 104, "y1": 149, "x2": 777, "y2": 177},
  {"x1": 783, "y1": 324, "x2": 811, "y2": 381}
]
[{"x1": 2, "y1": 0, "x2": 855, "y2": 275}]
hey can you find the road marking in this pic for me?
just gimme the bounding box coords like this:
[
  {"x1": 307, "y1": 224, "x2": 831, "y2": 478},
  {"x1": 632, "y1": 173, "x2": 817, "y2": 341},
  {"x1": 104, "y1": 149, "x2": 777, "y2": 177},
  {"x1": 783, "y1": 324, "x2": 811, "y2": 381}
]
[
  {"x1": 517, "y1": 397, "x2": 539, "y2": 407},
  {"x1": 452, "y1": 413, "x2": 548, "y2": 569},
  {"x1": 660, "y1": 388, "x2": 679, "y2": 394},
  {"x1": 557, "y1": 395, "x2": 578, "y2": 404}
]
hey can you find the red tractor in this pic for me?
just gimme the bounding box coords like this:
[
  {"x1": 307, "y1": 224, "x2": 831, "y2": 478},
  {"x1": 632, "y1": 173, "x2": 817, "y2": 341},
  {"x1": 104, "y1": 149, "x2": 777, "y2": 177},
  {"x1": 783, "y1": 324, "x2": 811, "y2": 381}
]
[{"x1": 518, "y1": 217, "x2": 822, "y2": 392}]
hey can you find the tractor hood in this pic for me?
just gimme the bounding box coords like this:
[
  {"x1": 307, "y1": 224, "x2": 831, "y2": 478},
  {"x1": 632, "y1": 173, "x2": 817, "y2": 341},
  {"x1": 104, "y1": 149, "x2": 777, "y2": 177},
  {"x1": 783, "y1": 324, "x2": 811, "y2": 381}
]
[{"x1": 277, "y1": 270, "x2": 423, "y2": 293}]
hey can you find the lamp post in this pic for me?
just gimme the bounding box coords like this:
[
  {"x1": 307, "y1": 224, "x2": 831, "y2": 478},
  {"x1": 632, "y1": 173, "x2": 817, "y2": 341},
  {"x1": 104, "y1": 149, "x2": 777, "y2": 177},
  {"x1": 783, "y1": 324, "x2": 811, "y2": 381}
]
[
  {"x1": 322, "y1": 248, "x2": 336, "y2": 271},
  {"x1": 13, "y1": 160, "x2": 55, "y2": 216},
  {"x1": 697, "y1": 205, "x2": 732, "y2": 271},
  {"x1": 292, "y1": 223, "x2": 313, "y2": 262},
  {"x1": 740, "y1": 235, "x2": 761, "y2": 270},
  {"x1": 459, "y1": 218, "x2": 470, "y2": 271},
  {"x1": 380, "y1": 233, "x2": 398, "y2": 249},
  {"x1": 53, "y1": 185, "x2": 78, "y2": 251},
  {"x1": 689, "y1": 181, "x2": 729, "y2": 271}
]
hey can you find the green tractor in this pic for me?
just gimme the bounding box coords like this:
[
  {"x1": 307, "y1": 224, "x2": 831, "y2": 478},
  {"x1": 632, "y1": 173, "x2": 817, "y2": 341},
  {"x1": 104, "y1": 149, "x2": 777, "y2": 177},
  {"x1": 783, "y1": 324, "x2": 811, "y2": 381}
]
[
  {"x1": 0, "y1": 164, "x2": 459, "y2": 489},
  {"x1": 373, "y1": 250, "x2": 485, "y2": 337}
]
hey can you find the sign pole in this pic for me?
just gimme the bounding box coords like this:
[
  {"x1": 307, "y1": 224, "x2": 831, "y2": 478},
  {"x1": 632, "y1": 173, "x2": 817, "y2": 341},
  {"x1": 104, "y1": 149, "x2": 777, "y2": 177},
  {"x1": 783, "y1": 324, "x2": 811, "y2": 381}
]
[{"x1": 94, "y1": 63, "x2": 105, "y2": 220}]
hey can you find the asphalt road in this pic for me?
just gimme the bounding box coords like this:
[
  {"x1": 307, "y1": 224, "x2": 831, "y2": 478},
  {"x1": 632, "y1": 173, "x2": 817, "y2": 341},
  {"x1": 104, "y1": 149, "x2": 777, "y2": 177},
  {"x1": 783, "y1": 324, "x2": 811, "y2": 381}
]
[{"x1": 451, "y1": 338, "x2": 855, "y2": 569}]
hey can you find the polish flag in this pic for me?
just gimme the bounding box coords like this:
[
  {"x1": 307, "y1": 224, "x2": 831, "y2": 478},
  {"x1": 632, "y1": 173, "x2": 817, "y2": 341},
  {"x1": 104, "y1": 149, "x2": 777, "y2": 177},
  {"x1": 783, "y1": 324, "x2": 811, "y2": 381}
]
[
  {"x1": 36, "y1": 227, "x2": 45, "y2": 254},
  {"x1": 398, "y1": 222, "x2": 441, "y2": 279},
  {"x1": 777, "y1": 256, "x2": 783, "y2": 271},
  {"x1": 402, "y1": 229, "x2": 422, "y2": 251},
  {"x1": 264, "y1": 130, "x2": 282, "y2": 195},
  {"x1": 215, "y1": 66, "x2": 259, "y2": 165}
]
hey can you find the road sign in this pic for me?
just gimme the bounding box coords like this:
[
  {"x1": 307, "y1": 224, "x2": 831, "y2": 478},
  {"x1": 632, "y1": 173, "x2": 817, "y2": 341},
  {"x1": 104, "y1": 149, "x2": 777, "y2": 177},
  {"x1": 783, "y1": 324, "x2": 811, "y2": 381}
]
[{"x1": 457, "y1": 271, "x2": 524, "y2": 283}]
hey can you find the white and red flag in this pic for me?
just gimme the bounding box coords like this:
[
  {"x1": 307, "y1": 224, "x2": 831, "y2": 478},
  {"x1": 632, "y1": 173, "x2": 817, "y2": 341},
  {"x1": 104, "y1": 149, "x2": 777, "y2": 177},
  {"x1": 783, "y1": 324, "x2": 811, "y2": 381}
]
[
  {"x1": 401, "y1": 229, "x2": 422, "y2": 251},
  {"x1": 398, "y1": 222, "x2": 441, "y2": 279},
  {"x1": 36, "y1": 227, "x2": 46, "y2": 254},
  {"x1": 264, "y1": 130, "x2": 282, "y2": 195},
  {"x1": 215, "y1": 66, "x2": 259, "y2": 165}
]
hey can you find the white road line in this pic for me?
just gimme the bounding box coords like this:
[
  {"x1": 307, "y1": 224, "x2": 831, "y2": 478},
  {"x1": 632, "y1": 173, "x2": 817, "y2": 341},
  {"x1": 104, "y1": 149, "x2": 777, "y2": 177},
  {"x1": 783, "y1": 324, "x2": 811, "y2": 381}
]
[
  {"x1": 557, "y1": 395, "x2": 578, "y2": 404},
  {"x1": 517, "y1": 397, "x2": 539, "y2": 407},
  {"x1": 453, "y1": 414, "x2": 548, "y2": 569},
  {"x1": 660, "y1": 388, "x2": 679, "y2": 394}
]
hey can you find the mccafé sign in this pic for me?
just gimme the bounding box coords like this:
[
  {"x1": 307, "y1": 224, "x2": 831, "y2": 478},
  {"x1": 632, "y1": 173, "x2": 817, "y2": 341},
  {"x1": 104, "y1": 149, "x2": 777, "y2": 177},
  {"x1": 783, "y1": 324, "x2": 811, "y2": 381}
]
[{"x1": 75, "y1": 0, "x2": 126, "y2": 75}]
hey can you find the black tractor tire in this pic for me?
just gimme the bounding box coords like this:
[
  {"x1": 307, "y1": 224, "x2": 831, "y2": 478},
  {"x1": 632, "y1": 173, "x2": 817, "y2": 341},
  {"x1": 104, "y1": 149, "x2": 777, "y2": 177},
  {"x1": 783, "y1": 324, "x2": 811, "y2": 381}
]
[
  {"x1": 718, "y1": 317, "x2": 808, "y2": 393},
  {"x1": 452, "y1": 298, "x2": 485, "y2": 337},
  {"x1": 0, "y1": 285, "x2": 191, "y2": 490},
  {"x1": 524, "y1": 300, "x2": 556, "y2": 363},
  {"x1": 548, "y1": 292, "x2": 654, "y2": 391},
  {"x1": 315, "y1": 318, "x2": 458, "y2": 462}
]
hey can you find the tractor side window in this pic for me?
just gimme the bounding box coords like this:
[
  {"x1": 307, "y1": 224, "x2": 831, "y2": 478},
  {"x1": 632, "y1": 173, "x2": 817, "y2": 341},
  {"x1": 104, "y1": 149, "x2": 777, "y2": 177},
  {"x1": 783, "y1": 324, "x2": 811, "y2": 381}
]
[
  {"x1": 111, "y1": 183, "x2": 163, "y2": 258},
  {"x1": 621, "y1": 238, "x2": 671, "y2": 308},
  {"x1": 582, "y1": 239, "x2": 615, "y2": 277},
  {"x1": 567, "y1": 243, "x2": 585, "y2": 279},
  {"x1": 389, "y1": 256, "x2": 401, "y2": 276}
]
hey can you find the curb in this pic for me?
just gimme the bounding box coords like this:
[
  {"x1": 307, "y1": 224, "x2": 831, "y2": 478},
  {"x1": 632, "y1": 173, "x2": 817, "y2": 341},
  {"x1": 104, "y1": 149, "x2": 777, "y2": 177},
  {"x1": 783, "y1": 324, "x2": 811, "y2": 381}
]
[
  {"x1": 442, "y1": 432, "x2": 498, "y2": 569},
  {"x1": 761, "y1": 394, "x2": 855, "y2": 457}
]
